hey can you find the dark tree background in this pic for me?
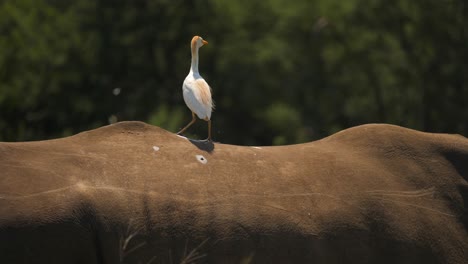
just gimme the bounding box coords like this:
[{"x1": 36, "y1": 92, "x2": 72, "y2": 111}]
[{"x1": 1, "y1": 0, "x2": 467, "y2": 145}]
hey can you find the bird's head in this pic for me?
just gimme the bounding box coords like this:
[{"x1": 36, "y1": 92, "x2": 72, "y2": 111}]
[{"x1": 191, "y1": 35, "x2": 208, "y2": 50}]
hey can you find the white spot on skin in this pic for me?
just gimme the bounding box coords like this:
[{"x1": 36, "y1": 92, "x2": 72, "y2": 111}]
[
  {"x1": 176, "y1": 135, "x2": 188, "y2": 140},
  {"x1": 152, "y1": 146, "x2": 160, "y2": 152},
  {"x1": 196, "y1": 155, "x2": 207, "y2": 164},
  {"x1": 252, "y1": 147, "x2": 262, "y2": 149}
]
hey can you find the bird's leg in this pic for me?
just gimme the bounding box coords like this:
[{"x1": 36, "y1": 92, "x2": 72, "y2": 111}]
[
  {"x1": 177, "y1": 112, "x2": 197, "y2": 135},
  {"x1": 205, "y1": 119, "x2": 212, "y2": 141}
]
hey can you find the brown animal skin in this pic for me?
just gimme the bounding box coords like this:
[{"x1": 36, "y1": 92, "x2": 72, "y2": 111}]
[{"x1": 0, "y1": 121, "x2": 467, "y2": 264}]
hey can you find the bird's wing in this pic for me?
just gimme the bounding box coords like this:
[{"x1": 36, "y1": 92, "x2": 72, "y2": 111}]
[{"x1": 194, "y1": 78, "x2": 213, "y2": 109}]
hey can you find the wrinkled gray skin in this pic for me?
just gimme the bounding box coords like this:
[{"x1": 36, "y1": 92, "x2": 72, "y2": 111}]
[{"x1": 0, "y1": 122, "x2": 467, "y2": 264}]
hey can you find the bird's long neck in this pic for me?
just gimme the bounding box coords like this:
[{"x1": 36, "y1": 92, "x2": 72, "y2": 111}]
[{"x1": 190, "y1": 44, "x2": 199, "y2": 74}]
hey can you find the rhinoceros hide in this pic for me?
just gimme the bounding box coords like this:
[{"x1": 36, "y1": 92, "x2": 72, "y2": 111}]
[{"x1": 0, "y1": 122, "x2": 467, "y2": 263}]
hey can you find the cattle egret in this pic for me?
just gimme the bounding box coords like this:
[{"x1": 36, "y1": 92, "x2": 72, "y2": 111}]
[{"x1": 177, "y1": 35, "x2": 214, "y2": 141}]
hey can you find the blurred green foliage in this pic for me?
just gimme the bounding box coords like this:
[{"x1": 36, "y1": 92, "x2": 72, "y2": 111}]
[{"x1": 0, "y1": 0, "x2": 467, "y2": 145}]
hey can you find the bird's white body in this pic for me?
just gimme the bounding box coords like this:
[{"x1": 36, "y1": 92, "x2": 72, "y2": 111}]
[
  {"x1": 182, "y1": 36, "x2": 213, "y2": 121},
  {"x1": 183, "y1": 72, "x2": 212, "y2": 121}
]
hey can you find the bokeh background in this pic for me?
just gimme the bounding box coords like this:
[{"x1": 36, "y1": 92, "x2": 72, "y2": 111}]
[{"x1": 0, "y1": 0, "x2": 467, "y2": 145}]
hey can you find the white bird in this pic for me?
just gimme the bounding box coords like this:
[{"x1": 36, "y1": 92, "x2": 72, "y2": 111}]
[{"x1": 177, "y1": 35, "x2": 214, "y2": 141}]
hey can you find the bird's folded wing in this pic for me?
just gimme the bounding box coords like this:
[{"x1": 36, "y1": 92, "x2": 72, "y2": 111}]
[{"x1": 194, "y1": 79, "x2": 213, "y2": 108}]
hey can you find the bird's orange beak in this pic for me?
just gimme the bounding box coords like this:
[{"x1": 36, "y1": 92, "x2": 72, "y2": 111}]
[{"x1": 202, "y1": 40, "x2": 208, "y2": 45}]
